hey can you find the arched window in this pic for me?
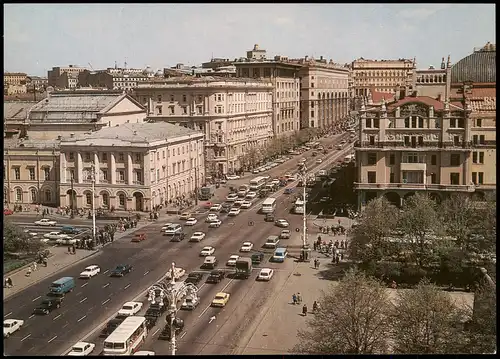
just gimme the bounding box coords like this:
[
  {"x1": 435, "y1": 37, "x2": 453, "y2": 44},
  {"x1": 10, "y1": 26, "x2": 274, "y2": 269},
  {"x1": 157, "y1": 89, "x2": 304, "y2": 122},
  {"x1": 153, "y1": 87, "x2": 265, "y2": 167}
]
[
  {"x1": 118, "y1": 193, "x2": 126, "y2": 207},
  {"x1": 86, "y1": 193, "x2": 92, "y2": 205},
  {"x1": 30, "y1": 188, "x2": 37, "y2": 203},
  {"x1": 16, "y1": 188, "x2": 23, "y2": 202},
  {"x1": 102, "y1": 193, "x2": 109, "y2": 207},
  {"x1": 44, "y1": 190, "x2": 52, "y2": 203}
]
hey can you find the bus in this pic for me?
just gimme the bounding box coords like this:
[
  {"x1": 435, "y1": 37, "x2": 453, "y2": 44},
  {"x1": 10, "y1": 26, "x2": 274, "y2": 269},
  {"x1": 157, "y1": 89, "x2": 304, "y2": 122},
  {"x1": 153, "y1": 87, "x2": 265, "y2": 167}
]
[
  {"x1": 294, "y1": 199, "x2": 305, "y2": 214},
  {"x1": 103, "y1": 316, "x2": 148, "y2": 356},
  {"x1": 249, "y1": 176, "x2": 267, "y2": 191},
  {"x1": 261, "y1": 197, "x2": 277, "y2": 214}
]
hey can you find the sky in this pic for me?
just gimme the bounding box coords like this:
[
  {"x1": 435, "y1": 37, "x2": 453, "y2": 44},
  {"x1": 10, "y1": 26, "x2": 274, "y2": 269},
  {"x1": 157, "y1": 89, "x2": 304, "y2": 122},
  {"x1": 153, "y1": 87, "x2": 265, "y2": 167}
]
[{"x1": 4, "y1": 3, "x2": 496, "y2": 76}]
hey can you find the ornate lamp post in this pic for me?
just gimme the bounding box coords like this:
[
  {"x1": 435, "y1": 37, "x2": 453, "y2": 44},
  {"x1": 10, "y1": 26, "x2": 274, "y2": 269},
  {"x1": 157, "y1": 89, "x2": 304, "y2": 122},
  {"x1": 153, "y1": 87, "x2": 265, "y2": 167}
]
[
  {"x1": 82, "y1": 162, "x2": 104, "y2": 248},
  {"x1": 70, "y1": 177, "x2": 75, "y2": 219},
  {"x1": 297, "y1": 165, "x2": 310, "y2": 261}
]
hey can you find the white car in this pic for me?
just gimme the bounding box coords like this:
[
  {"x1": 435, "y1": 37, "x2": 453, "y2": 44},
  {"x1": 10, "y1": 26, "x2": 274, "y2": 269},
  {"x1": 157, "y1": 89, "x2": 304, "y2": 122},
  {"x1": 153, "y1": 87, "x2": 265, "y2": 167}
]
[
  {"x1": 271, "y1": 179, "x2": 280, "y2": 186},
  {"x1": 209, "y1": 219, "x2": 222, "y2": 228},
  {"x1": 3, "y1": 319, "x2": 24, "y2": 338},
  {"x1": 226, "y1": 255, "x2": 240, "y2": 266},
  {"x1": 228, "y1": 208, "x2": 241, "y2": 216},
  {"x1": 240, "y1": 242, "x2": 254, "y2": 252},
  {"x1": 134, "y1": 351, "x2": 155, "y2": 356},
  {"x1": 226, "y1": 174, "x2": 240, "y2": 180},
  {"x1": 205, "y1": 214, "x2": 218, "y2": 223},
  {"x1": 240, "y1": 201, "x2": 252, "y2": 209},
  {"x1": 245, "y1": 192, "x2": 257, "y2": 200},
  {"x1": 44, "y1": 231, "x2": 70, "y2": 240},
  {"x1": 67, "y1": 341, "x2": 96, "y2": 356},
  {"x1": 24, "y1": 229, "x2": 38, "y2": 237},
  {"x1": 200, "y1": 246, "x2": 215, "y2": 256},
  {"x1": 210, "y1": 204, "x2": 222, "y2": 212},
  {"x1": 181, "y1": 296, "x2": 200, "y2": 310},
  {"x1": 117, "y1": 301, "x2": 143, "y2": 316},
  {"x1": 166, "y1": 267, "x2": 186, "y2": 280},
  {"x1": 79, "y1": 265, "x2": 101, "y2": 279},
  {"x1": 257, "y1": 268, "x2": 274, "y2": 281},
  {"x1": 34, "y1": 219, "x2": 57, "y2": 226},
  {"x1": 226, "y1": 193, "x2": 238, "y2": 202},
  {"x1": 56, "y1": 238, "x2": 78, "y2": 246},
  {"x1": 190, "y1": 232, "x2": 206, "y2": 242},
  {"x1": 275, "y1": 219, "x2": 290, "y2": 228},
  {"x1": 252, "y1": 169, "x2": 260, "y2": 174},
  {"x1": 161, "y1": 223, "x2": 173, "y2": 232},
  {"x1": 316, "y1": 158, "x2": 323, "y2": 164},
  {"x1": 185, "y1": 218, "x2": 198, "y2": 226}
]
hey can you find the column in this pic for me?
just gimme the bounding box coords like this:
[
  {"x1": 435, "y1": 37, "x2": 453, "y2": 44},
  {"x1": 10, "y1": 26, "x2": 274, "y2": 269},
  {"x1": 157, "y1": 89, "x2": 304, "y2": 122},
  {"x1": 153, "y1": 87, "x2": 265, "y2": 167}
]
[
  {"x1": 76, "y1": 153, "x2": 83, "y2": 183},
  {"x1": 110, "y1": 153, "x2": 116, "y2": 184},
  {"x1": 93, "y1": 153, "x2": 100, "y2": 184},
  {"x1": 463, "y1": 157, "x2": 469, "y2": 185},
  {"x1": 127, "y1": 153, "x2": 133, "y2": 185},
  {"x1": 60, "y1": 152, "x2": 67, "y2": 183}
]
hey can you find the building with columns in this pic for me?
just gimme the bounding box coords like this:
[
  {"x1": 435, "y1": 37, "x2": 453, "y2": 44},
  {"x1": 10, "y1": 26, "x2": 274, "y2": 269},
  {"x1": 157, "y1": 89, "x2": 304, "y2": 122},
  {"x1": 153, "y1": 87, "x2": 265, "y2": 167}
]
[
  {"x1": 58, "y1": 122, "x2": 205, "y2": 212},
  {"x1": 133, "y1": 76, "x2": 274, "y2": 175}
]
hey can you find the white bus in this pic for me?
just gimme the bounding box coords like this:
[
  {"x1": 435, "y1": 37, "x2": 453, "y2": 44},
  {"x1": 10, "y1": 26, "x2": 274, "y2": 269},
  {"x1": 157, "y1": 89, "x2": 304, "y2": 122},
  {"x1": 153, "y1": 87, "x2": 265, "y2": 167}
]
[
  {"x1": 103, "y1": 316, "x2": 148, "y2": 356},
  {"x1": 249, "y1": 176, "x2": 267, "y2": 191},
  {"x1": 261, "y1": 197, "x2": 277, "y2": 214},
  {"x1": 294, "y1": 199, "x2": 305, "y2": 214}
]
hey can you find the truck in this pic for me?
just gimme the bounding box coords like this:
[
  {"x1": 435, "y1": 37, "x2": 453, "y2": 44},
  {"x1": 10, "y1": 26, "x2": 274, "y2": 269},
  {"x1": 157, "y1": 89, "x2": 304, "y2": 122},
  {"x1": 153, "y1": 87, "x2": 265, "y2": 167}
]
[
  {"x1": 199, "y1": 185, "x2": 216, "y2": 200},
  {"x1": 234, "y1": 258, "x2": 253, "y2": 279}
]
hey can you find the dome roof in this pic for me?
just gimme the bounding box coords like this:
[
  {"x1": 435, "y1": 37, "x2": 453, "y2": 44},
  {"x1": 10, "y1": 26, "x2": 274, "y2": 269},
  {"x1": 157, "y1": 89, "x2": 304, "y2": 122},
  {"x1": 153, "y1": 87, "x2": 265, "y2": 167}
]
[
  {"x1": 155, "y1": 69, "x2": 163, "y2": 76},
  {"x1": 451, "y1": 43, "x2": 496, "y2": 83}
]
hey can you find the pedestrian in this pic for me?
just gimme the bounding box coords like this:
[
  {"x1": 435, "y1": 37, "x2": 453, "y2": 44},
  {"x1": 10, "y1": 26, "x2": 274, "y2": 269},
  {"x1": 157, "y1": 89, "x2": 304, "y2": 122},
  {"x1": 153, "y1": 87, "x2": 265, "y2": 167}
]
[
  {"x1": 68, "y1": 246, "x2": 71, "y2": 254},
  {"x1": 391, "y1": 280, "x2": 397, "y2": 289},
  {"x1": 33, "y1": 262, "x2": 37, "y2": 271},
  {"x1": 7, "y1": 277, "x2": 13, "y2": 287},
  {"x1": 4, "y1": 278, "x2": 8, "y2": 288},
  {"x1": 72, "y1": 244, "x2": 76, "y2": 254},
  {"x1": 313, "y1": 242, "x2": 317, "y2": 251},
  {"x1": 297, "y1": 292, "x2": 302, "y2": 304},
  {"x1": 292, "y1": 293, "x2": 297, "y2": 305},
  {"x1": 26, "y1": 267, "x2": 32, "y2": 277},
  {"x1": 302, "y1": 304, "x2": 308, "y2": 316}
]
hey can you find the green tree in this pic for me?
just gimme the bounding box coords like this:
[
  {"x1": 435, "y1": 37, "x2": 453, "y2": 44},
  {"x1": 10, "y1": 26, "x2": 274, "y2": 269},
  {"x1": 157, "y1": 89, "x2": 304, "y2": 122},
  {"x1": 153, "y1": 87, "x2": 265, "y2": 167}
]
[
  {"x1": 293, "y1": 268, "x2": 392, "y2": 354},
  {"x1": 390, "y1": 279, "x2": 471, "y2": 354},
  {"x1": 3, "y1": 218, "x2": 45, "y2": 255}
]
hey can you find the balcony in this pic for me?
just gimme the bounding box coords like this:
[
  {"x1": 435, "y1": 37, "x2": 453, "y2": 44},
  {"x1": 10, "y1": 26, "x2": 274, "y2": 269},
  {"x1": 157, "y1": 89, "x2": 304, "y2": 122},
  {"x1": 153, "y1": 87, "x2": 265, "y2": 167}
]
[
  {"x1": 354, "y1": 182, "x2": 475, "y2": 192},
  {"x1": 473, "y1": 140, "x2": 496, "y2": 148},
  {"x1": 400, "y1": 162, "x2": 426, "y2": 172},
  {"x1": 356, "y1": 141, "x2": 473, "y2": 151}
]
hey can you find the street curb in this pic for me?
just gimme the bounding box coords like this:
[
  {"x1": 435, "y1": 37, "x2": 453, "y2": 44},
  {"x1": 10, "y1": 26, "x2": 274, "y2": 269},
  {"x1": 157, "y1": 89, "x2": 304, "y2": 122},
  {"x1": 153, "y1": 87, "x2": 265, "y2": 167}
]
[{"x1": 4, "y1": 251, "x2": 57, "y2": 277}]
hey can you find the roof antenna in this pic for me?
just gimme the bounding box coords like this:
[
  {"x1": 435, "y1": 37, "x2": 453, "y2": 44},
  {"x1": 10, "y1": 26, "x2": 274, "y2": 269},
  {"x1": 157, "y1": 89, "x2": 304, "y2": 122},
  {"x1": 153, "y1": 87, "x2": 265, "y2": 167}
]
[
  {"x1": 115, "y1": 61, "x2": 117, "y2": 69},
  {"x1": 124, "y1": 58, "x2": 127, "y2": 69}
]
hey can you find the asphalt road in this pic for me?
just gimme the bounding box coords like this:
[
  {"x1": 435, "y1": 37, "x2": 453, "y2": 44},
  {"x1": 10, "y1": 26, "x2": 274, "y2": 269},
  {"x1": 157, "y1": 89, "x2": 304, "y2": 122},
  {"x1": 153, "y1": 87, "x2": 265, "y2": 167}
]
[{"x1": 3, "y1": 133, "x2": 352, "y2": 356}]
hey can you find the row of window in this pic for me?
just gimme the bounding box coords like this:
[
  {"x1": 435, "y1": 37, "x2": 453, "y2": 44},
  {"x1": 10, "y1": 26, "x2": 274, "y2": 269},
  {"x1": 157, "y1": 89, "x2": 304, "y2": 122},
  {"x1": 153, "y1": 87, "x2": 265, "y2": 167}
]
[
  {"x1": 365, "y1": 134, "x2": 487, "y2": 147},
  {"x1": 10, "y1": 167, "x2": 50, "y2": 181},
  {"x1": 366, "y1": 171, "x2": 466, "y2": 185},
  {"x1": 66, "y1": 169, "x2": 142, "y2": 183},
  {"x1": 368, "y1": 151, "x2": 486, "y2": 167},
  {"x1": 150, "y1": 144, "x2": 199, "y2": 162},
  {"x1": 12, "y1": 188, "x2": 52, "y2": 203},
  {"x1": 67, "y1": 152, "x2": 142, "y2": 163}
]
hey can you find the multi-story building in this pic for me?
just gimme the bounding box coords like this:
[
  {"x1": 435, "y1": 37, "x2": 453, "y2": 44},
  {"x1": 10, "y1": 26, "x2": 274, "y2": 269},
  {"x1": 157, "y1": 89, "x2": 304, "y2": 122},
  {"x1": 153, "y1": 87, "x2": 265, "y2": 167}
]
[
  {"x1": 4, "y1": 101, "x2": 37, "y2": 136},
  {"x1": 58, "y1": 122, "x2": 205, "y2": 211},
  {"x1": 78, "y1": 67, "x2": 155, "y2": 92},
  {"x1": 414, "y1": 57, "x2": 451, "y2": 99},
  {"x1": 4, "y1": 72, "x2": 27, "y2": 86},
  {"x1": 133, "y1": 76, "x2": 274, "y2": 175},
  {"x1": 296, "y1": 56, "x2": 350, "y2": 130},
  {"x1": 234, "y1": 47, "x2": 301, "y2": 136},
  {"x1": 47, "y1": 65, "x2": 86, "y2": 88},
  {"x1": 351, "y1": 58, "x2": 416, "y2": 97},
  {"x1": 26, "y1": 76, "x2": 49, "y2": 92}
]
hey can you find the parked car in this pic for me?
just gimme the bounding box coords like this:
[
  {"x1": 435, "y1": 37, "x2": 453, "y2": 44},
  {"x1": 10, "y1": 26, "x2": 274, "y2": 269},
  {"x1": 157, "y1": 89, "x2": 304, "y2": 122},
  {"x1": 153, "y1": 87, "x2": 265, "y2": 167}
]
[
  {"x1": 34, "y1": 219, "x2": 57, "y2": 226},
  {"x1": 117, "y1": 301, "x2": 143, "y2": 316}
]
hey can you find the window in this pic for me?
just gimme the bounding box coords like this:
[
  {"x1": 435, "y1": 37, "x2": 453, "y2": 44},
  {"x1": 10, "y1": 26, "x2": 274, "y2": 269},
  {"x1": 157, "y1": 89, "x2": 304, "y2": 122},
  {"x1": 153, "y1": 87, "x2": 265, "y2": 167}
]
[
  {"x1": 458, "y1": 118, "x2": 464, "y2": 128},
  {"x1": 170, "y1": 94, "x2": 174, "y2": 102},
  {"x1": 476, "y1": 118, "x2": 482, "y2": 127},
  {"x1": 44, "y1": 190, "x2": 51, "y2": 202},
  {"x1": 402, "y1": 171, "x2": 424, "y2": 184},
  {"x1": 30, "y1": 188, "x2": 37, "y2": 203},
  {"x1": 69, "y1": 152, "x2": 74, "y2": 161},
  {"x1": 450, "y1": 154, "x2": 460, "y2": 166},
  {"x1": 101, "y1": 170, "x2": 108, "y2": 181},
  {"x1": 102, "y1": 193, "x2": 109, "y2": 207},
  {"x1": 311, "y1": 82, "x2": 315, "y2": 88},
  {"x1": 478, "y1": 172, "x2": 484, "y2": 184},
  {"x1": 28, "y1": 167, "x2": 35, "y2": 180},
  {"x1": 157, "y1": 95, "x2": 162, "y2": 102},
  {"x1": 418, "y1": 136, "x2": 424, "y2": 146},
  {"x1": 157, "y1": 152, "x2": 160, "y2": 160},
  {"x1": 479, "y1": 152, "x2": 484, "y2": 164},
  {"x1": 86, "y1": 193, "x2": 92, "y2": 205},
  {"x1": 473, "y1": 151, "x2": 484, "y2": 164},
  {"x1": 182, "y1": 106, "x2": 187, "y2": 115},
  {"x1": 373, "y1": 118, "x2": 380, "y2": 128},
  {"x1": 479, "y1": 135, "x2": 485, "y2": 144},
  {"x1": 197, "y1": 95, "x2": 203, "y2": 103},
  {"x1": 389, "y1": 153, "x2": 395, "y2": 165},
  {"x1": 102, "y1": 153, "x2": 107, "y2": 161},
  {"x1": 454, "y1": 136, "x2": 460, "y2": 146},
  {"x1": 172, "y1": 163, "x2": 176, "y2": 175},
  {"x1": 118, "y1": 171, "x2": 125, "y2": 182},
  {"x1": 119, "y1": 193, "x2": 126, "y2": 207},
  {"x1": 367, "y1": 171, "x2": 376, "y2": 183},
  {"x1": 431, "y1": 155, "x2": 437, "y2": 165},
  {"x1": 310, "y1": 110, "x2": 314, "y2": 118},
  {"x1": 197, "y1": 106, "x2": 203, "y2": 114},
  {"x1": 169, "y1": 106, "x2": 175, "y2": 115},
  {"x1": 310, "y1": 101, "x2": 314, "y2": 108},
  {"x1": 472, "y1": 135, "x2": 478, "y2": 144},
  {"x1": 418, "y1": 117, "x2": 424, "y2": 128},
  {"x1": 369, "y1": 136, "x2": 375, "y2": 145},
  {"x1": 119, "y1": 153, "x2": 124, "y2": 161},
  {"x1": 156, "y1": 106, "x2": 163, "y2": 115},
  {"x1": 44, "y1": 167, "x2": 50, "y2": 180},
  {"x1": 177, "y1": 148, "x2": 180, "y2": 155},
  {"x1": 135, "y1": 153, "x2": 141, "y2": 162},
  {"x1": 15, "y1": 188, "x2": 23, "y2": 202},
  {"x1": 135, "y1": 171, "x2": 142, "y2": 183},
  {"x1": 365, "y1": 118, "x2": 372, "y2": 128},
  {"x1": 450, "y1": 173, "x2": 460, "y2": 185},
  {"x1": 85, "y1": 152, "x2": 91, "y2": 161},
  {"x1": 367, "y1": 153, "x2": 377, "y2": 165},
  {"x1": 162, "y1": 151, "x2": 165, "y2": 159},
  {"x1": 69, "y1": 169, "x2": 75, "y2": 180},
  {"x1": 430, "y1": 173, "x2": 437, "y2": 184},
  {"x1": 389, "y1": 172, "x2": 395, "y2": 183}
]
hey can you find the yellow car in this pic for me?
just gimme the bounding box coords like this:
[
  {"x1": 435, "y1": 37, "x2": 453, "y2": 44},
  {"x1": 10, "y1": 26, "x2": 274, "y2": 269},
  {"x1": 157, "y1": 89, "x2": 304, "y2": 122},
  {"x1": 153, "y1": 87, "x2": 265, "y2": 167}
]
[{"x1": 211, "y1": 292, "x2": 230, "y2": 307}]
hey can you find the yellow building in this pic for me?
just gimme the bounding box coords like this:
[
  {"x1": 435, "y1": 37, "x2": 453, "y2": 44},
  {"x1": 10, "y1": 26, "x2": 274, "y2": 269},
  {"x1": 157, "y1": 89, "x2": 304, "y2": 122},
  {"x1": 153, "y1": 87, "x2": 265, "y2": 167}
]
[{"x1": 4, "y1": 72, "x2": 27, "y2": 86}]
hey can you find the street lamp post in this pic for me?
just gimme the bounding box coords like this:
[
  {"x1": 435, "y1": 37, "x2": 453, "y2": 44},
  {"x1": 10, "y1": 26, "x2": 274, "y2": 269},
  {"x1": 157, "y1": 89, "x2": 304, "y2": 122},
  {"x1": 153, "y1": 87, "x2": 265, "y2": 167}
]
[
  {"x1": 83, "y1": 162, "x2": 102, "y2": 248},
  {"x1": 298, "y1": 165, "x2": 310, "y2": 261},
  {"x1": 70, "y1": 177, "x2": 75, "y2": 219}
]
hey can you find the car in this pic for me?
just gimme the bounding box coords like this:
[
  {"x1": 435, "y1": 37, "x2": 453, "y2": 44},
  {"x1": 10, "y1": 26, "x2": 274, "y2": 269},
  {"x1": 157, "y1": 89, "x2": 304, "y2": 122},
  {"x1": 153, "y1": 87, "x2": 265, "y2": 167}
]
[
  {"x1": 181, "y1": 296, "x2": 200, "y2": 310},
  {"x1": 205, "y1": 213, "x2": 218, "y2": 223},
  {"x1": 245, "y1": 191, "x2": 257, "y2": 200},
  {"x1": 132, "y1": 233, "x2": 147, "y2": 242},
  {"x1": 316, "y1": 158, "x2": 323, "y2": 164},
  {"x1": 252, "y1": 169, "x2": 260, "y2": 174},
  {"x1": 206, "y1": 269, "x2": 225, "y2": 283},
  {"x1": 226, "y1": 193, "x2": 238, "y2": 202},
  {"x1": 185, "y1": 217, "x2": 198, "y2": 226},
  {"x1": 257, "y1": 268, "x2": 274, "y2": 281},
  {"x1": 336, "y1": 144, "x2": 342, "y2": 150},
  {"x1": 3, "y1": 208, "x2": 14, "y2": 215},
  {"x1": 279, "y1": 230, "x2": 291, "y2": 239},
  {"x1": 240, "y1": 242, "x2": 254, "y2": 252},
  {"x1": 184, "y1": 272, "x2": 204, "y2": 286},
  {"x1": 211, "y1": 292, "x2": 230, "y2": 307},
  {"x1": 166, "y1": 267, "x2": 186, "y2": 280},
  {"x1": 210, "y1": 204, "x2": 222, "y2": 212},
  {"x1": 264, "y1": 213, "x2": 275, "y2": 222},
  {"x1": 67, "y1": 341, "x2": 96, "y2": 356},
  {"x1": 45, "y1": 291, "x2": 65, "y2": 302},
  {"x1": 110, "y1": 264, "x2": 133, "y2": 277},
  {"x1": 118, "y1": 301, "x2": 143, "y2": 316},
  {"x1": 3, "y1": 319, "x2": 24, "y2": 338},
  {"x1": 251, "y1": 252, "x2": 265, "y2": 264},
  {"x1": 134, "y1": 351, "x2": 155, "y2": 356},
  {"x1": 200, "y1": 246, "x2": 216, "y2": 256},
  {"x1": 159, "y1": 320, "x2": 184, "y2": 341},
  {"x1": 208, "y1": 219, "x2": 222, "y2": 228},
  {"x1": 201, "y1": 256, "x2": 218, "y2": 269},
  {"x1": 43, "y1": 231, "x2": 69, "y2": 241},
  {"x1": 228, "y1": 208, "x2": 241, "y2": 216},
  {"x1": 179, "y1": 212, "x2": 192, "y2": 220},
  {"x1": 275, "y1": 219, "x2": 289, "y2": 228},
  {"x1": 161, "y1": 223, "x2": 173, "y2": 232},
  {"x1": 341, "y1": 140, "x2": 347, "y2": 145},
  {"x1": 264, "y1": 236, "x2": 280, "y2": 249},
  {"x1": 23, "y1": 229, "x2": 38, "y2": 237},
  {"x1": 233, "y1": 199, "x2": 244, "y2": 207},
  {"x1": 33, "y1": 299, "x2": 61, "y2": 315},
  {"x1": 220, "y1": 203, "x2": 232, "y2": 213},
  {"x1": 240, "y1": 201, "x2": 252, "y2": 209},
  {"x1": 60, "y1": 226, "x2": 82, "y2": 235},
  {"x1": 226, "y1": 255, "x2": 240, "y2": 266},
  {"x1": 226, "y1": 174, "x2": 240, "y2": 180},
  {"x1": 99, "y1": 317, "x2": 126, "y2": 337},
  {"x1": 190, "y1": 232, "x2": 206, "y2": 242},
  {"x1": 34, "y1": 218, "x2": 57, "y2": 226},
  {"x1": 79, "y1": 265, "x2": 101, "y2": 279},
  {"x1": 56, "y1": 238, "x2": 78, "y2": 246}
]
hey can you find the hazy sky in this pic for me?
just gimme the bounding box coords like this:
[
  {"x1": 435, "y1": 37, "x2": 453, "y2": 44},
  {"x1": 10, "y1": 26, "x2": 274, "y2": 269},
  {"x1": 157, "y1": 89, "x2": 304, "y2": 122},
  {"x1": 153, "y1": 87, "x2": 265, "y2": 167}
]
[{"x1": 4, "y1": 3, "x2": 496, "y2": 76}]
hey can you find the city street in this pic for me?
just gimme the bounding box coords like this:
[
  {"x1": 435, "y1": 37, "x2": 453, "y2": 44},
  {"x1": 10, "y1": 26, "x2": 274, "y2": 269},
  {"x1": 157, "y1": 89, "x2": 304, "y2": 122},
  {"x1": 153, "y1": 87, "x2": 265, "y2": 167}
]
[{"x1": 4, "y1": 134, "x2": 353, "y2": 356}]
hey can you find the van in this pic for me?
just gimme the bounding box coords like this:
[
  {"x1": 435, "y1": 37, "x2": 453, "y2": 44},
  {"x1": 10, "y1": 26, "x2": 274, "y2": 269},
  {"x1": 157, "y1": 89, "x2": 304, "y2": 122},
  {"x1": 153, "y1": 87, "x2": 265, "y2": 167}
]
[
  {"x1": 272, "y1": 248, "x2": 288, "y2": 262},
  {"x1": 164, "y1": 223, "x2": 182, "y2": 236},
  {"x1": 49, "y1": 277, "x2": 75, "y2": 294}
]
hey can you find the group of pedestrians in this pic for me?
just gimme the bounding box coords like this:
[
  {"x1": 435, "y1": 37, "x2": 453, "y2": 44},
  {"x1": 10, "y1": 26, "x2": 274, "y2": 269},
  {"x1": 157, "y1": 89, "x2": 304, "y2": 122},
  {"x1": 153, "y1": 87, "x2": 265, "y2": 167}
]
[{"x1": 292, "y1": 293, "x2": 321, "y2": 317}]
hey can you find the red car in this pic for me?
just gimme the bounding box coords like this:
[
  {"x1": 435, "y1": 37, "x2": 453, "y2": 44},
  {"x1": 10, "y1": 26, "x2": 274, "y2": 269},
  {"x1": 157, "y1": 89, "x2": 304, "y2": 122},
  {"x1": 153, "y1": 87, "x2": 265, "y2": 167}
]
[
  {"x1": 203, "y1": 202, "x2": 213, "y2": 208},
  {"x1": 3, "y1": 209, "x2": 13, "y2": 215}
]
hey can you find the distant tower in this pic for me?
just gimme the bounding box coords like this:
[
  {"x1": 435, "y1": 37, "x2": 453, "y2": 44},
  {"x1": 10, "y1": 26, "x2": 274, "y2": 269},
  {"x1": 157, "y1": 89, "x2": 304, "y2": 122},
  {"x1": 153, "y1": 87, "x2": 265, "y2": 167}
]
[
  {"x1": 115, "y1": 61, "x2": 118, "y2": 69},
  {"x1": 446, "y1": 55, "x2": 451, "y2": 68},
  {"x1": 124, "y1": 59, "x2": 128, "y2": 69},
  {"x1": 441, "y1": 57, "x2": 445, "y2": 69}
]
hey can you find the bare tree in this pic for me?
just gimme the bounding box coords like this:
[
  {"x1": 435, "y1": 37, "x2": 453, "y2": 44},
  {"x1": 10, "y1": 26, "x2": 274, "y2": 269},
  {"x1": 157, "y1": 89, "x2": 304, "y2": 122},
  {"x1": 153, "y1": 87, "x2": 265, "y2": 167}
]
[
  {"x1": 293, "y1": 268, "x2": 392, "y2": 354},
  {"x1": 390, "y1": 279, "x2": 471, "y2": 354}
]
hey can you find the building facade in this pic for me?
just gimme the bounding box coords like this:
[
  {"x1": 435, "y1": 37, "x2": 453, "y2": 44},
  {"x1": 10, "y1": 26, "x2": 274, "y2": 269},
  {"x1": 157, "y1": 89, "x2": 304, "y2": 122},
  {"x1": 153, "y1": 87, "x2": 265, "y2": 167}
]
[
  {"x1": 26, "y1": 76, "x2": 49, "y2": 92},
  {"x1": 58, "y1": 122, "x2": 205, "y2": 211},
  {"x1": 47, "y1": 65, "x2": 87, "y2": 88},
  {"x1": 78, "y1": 68, "x2": 153, "y2": 92},
  {"x1": 4, "y1": 72, "x2": 27, "y2": 86},
  {"x1": 414, "y1": 56, "x2": 451, "y2": 99},
  {"x1": 133, "y1": 76, "x2": 274, "y2": 175}
]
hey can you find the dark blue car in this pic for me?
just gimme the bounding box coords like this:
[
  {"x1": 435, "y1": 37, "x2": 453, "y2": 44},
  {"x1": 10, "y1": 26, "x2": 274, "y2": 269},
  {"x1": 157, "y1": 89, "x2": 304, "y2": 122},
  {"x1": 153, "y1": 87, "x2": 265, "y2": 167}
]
[{"x1": 284, "y1": 188, "x2": 294, "y2": 194}]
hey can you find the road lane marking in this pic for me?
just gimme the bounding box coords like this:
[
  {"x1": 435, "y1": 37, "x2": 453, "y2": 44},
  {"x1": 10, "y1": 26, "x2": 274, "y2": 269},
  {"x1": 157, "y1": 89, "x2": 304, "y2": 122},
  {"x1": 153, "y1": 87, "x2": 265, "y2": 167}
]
[
  {"x1": 180, "y1": 331, "x2": 187, "y2": 339},
  {"x1": 4, "y1": 312, "x2": 12, "y2": 318},
  {"x1": 143, "y1": 270, "x2": 150, "y2": 276},
  {"x1": 79, "y1": 297, "x2": 88, "y2": 303},
  {"x1": 32, "y1": 296, "x2": 41, "y2": 302},
  {"x1": 77, "y1": 315, "x2": 86, "y2": 322},
  {"x1": 124, "y1": 284, "x2": 131, "y2": 289},
  {"x1": 102, "y1": 298, "x2": 110, "y2": 305},
  {"x1": 48, "y1": 335, "x2": 57, "y2": 343},
  {"x1": 152, "y1": 328, "x2": 160, "y2": 336},
  {"x1": 103, "y1": 269, "x2": 109, "y2": 274},
  {"x1": 103, "y1": 283, "x2": 110, "y2": 288},
  {"x1": 21, "y1": 334, "x2": 31, "y2": 341},
  {"x1": 63, "y1": 323, "x2": 69, "y2": 328},
  {"x1": 81, "y1": 283, "x2": 88, "y2": 288},
  {"x1": 53, "y1": 314, "x2": 62, "y2": 321},
  {"x1": 29, "y1": 314, "x2": 35, "y2": 319},
  {"x1": 198, "y1": 283, "x2": 205, "y2": 290}
]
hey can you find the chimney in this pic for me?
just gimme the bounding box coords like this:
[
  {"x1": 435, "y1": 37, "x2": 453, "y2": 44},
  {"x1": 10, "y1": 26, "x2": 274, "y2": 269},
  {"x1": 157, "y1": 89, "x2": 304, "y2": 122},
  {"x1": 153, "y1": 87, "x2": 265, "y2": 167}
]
[
  {"x1": 400, "y1": 86, "x2": 406, "y2": 99},
  {"x1": 304, "y1": 56, "x2": 308, "y2": 61},
  {"x1": 70, "y1": 133, "x2": 75, "y2": 138},
  {"x1": 437, "y1": 94, "x2": 442, "y2": 102},
  {"x1": 320, "y1": 56, "x2": 323, "y2": 61}
]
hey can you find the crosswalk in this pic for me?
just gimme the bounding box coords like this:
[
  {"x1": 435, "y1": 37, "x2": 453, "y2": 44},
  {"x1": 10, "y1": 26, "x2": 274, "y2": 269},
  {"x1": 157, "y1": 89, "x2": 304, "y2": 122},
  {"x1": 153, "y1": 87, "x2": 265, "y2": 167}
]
[{"x1": 11, "y1": 222, "x2": 91, "y2": 235}]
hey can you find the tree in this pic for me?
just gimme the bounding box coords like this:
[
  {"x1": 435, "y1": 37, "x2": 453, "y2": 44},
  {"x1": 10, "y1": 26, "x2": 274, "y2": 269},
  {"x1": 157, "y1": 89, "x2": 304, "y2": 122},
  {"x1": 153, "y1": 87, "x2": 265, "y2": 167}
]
[
  {"x1": 349, "y1": 197, "x2": 401, "y2": 264},
  {"x1": 3, "y1": 218, "x2": 45, "y2": 255},
  {"x1": 293, "y1": 268, "x2": 392, "y2": 354},
  {"x1": 390, "y1": 279, "x2": 471, "y2": 354}
]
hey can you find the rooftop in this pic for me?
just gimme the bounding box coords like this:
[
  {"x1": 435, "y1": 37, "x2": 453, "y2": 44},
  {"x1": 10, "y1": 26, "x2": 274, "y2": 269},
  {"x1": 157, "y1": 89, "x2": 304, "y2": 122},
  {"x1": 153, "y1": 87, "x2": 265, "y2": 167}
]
[
  {"x1": 4, "y1": 133, "x2": 60, "y2": 150},
  {"x1": 386, "y1": 96, "x2": 464, "y2": 111},
  {"x1": 4, "y1": 101, "x2": 37, "y2": 121},
  {"x1": 451, "y1": 42, "x2": 496, "y2": 83}
]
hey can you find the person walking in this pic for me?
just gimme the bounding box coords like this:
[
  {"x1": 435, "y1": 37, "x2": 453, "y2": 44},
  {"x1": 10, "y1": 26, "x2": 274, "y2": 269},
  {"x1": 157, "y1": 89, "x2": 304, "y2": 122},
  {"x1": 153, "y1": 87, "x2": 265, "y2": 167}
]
[
  {"x1": 7, "y1": 277, "x2": 13, "y2": 288},
  {"x1": 302, "y1": 304, "x2": 308, "y2": 316},
  {"x1": 297, "y1": 292, "x2": 302, "y2": 304},
  {"x1": 292, "y1": 293, "x2": 297, "y2": 305}
]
